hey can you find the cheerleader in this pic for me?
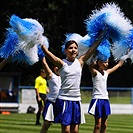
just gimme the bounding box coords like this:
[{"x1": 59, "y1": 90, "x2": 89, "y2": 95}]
[
  {"x1": 88, "y1": 57, "x2": 124, "y2": 133},
  {"x1": 40, "y1": 31, "x2": 105, "y2": 133},
  {"x1": 40, "y1": 57, "x2": 61, "y2": 133}
]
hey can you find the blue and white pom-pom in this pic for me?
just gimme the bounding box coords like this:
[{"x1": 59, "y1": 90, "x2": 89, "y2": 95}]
[
  {"x1": 0, "y1": 27, "x2": 49, "y2": 65},
  {"x1": 84, "y1": 38, "x2": 111, "y2": 64},
  {"x1": 62, "y1": 33, "x2": 92, "y2": 57},
  {"x1": 0, "y1": 14, "x2": 48, "y2": 65},
  {"x1": 11, "y1": 46, "x2": 38, "y2": 65},
  {"x1": 121, "y1": 29, "x2": 133, "y2": 63},
  {"x1": 62, "y1": 33, "x2": 83, "y2": 53},
  {"x1": 96, "y1": 39, "x2": 111, "y2": 62},
  {"x1": 38, "y1": 36, "x2": 49, "y2": 60},
  {"x1": 0, "y1": 28, "x2": 20, "y2": 58},
  {"x1": 9, "y1": 14, "x2": 44, "y2": 48},
  {"x1": 128, "y1": 30, "x2": 133, "y2": 63},
  {"x1": 85, "y1": 2, "x2": 132, "y2": 43},
  {"x1": 111, "y1": 39, "x2": 130, "y2": 61},
  {"x1": 0, "y1": 28, "x2": 38, "y2": 65},
  {"x1": 12, "y1": 36, "x2": 49, "y2": 65},
  {"x1": 111, "y1": 29, "x2": 133, "y2": 62},
  {"x1": 126, "y1": 50, "x2": 133, "y2": 63},
  {"x1": 79, "y1": 34, "x2": 111, "y2": 63},
  {"x1": 85, "y1": 13, "x2": 108, "y2": 44},
  {"x1": 61, "y1": 33, "x2": 111, "y2": 64},
  {"x1": 77, "y1": 34, "x2": 91, "y2": 58}
]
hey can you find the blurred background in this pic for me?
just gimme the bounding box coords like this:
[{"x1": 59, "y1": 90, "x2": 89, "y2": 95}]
[
  {"x1": 0, "y1": 0, "x2": 133, "y2": 107},
  {"x1": 0, "y1": 0, "x2": 133, "y2": 87}
]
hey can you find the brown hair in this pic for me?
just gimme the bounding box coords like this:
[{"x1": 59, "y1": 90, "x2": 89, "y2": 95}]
[{"x1": 65, "y1": 40, "x2": 78, "y2": 49}]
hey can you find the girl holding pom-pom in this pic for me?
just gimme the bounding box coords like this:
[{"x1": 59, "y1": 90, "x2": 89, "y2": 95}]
[
  {"x1": 88, "y1": 58, "x2": 124, "y2": 133},
  {"x1": 40, "y1": 57, "x2": 61, "y2": 133},
  {"x1": 40, "y1": 30, "x2": 106, "y2": 133}
]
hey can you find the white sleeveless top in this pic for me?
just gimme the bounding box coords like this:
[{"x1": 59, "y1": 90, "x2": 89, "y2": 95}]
[
  {"x1": 58, "y1": 58, "x2": 82, "y2": 101},
  {"x1": 47, "y1": 73, "x2": 61, "y2": 103},
  {"x1": 92, "y1": 70, "x2": 109, "y2": 99}
]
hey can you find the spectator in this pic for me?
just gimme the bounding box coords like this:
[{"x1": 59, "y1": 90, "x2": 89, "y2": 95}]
[{"x1": 35, "y1": 68, "x2": 49, "y2": 125}]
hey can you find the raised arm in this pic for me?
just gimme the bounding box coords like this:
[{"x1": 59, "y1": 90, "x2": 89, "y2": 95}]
[
  {"x1": 42, "y1": 57, "x2": 53, "y2": 80},
  {"x1": 0, "y1": 55, "x2": 12, "y2": 70},
  {"x1": 106, "y1": 60, "x2": 124, "y2": 75},
  {"x1": 78, "y1": 30, "x2": 106, "y2": 67},
  {"x1": 41, "y1": 45, "x2": 63, "y2": 69},
  {"x1": 89, "y1": 61, "x2": 97, "y2": 77}
]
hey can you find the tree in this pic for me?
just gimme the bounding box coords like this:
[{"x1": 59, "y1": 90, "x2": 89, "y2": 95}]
[{"x1": 0, "y1": 0, "x2": 133, "y2": 86}]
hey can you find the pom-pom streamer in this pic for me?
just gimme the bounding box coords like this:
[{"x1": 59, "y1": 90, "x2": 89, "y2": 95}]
[
  {"x1": 85, "y1": 2, "x2": 133, "y2": 43},
  {"x1": 10, "y1": 14, "x2": 44, "y2": 48},
  {"x1": 0, "y1": 28, "x2": 20, "y2": 58}
]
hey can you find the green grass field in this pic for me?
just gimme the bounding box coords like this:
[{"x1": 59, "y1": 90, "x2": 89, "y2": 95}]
[
  {"x1": 0, "y1": 113, "x2": 133, "y2": 133},
  {"x1": 81, "y1": 90, "x2": 131, "y2": 104}
]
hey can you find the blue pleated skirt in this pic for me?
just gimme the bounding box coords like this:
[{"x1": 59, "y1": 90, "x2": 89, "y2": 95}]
[
  {"x1": 88, "y1": 99, "x2": 111, "y2": 118},
  {"x1": 53, "y1": 98, "x2": 86, "y2": 126}
]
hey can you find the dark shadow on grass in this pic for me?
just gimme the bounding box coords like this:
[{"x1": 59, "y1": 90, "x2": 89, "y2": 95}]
[{"x1": 16, "y1": 123, "x2": 38, "y2": 126}]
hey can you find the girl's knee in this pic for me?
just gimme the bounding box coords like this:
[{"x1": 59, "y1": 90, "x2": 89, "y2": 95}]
[
  {"x1": 101, "y1": 123, "x2": 107, "y2": 130},
  {"x1": 95, "y1": 124, "x2": 101, "y2": 130},
  {"x1": 70, "y1": 129, "x2": 78, "y2": 133},
  {"x1": 70, "y1": 125, "x2": 79, "y2": 133}
]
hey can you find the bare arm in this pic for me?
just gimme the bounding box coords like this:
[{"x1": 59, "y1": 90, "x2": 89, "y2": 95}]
[
  {"x1": 42, "y1": 57, "x2": 53, "y2": 80},
  {"x1": 0, "y1": 55, "x2": 12, "y2": 70},
  {"x1": 89, "y1": 61, "x2": 97, "y2": 77},
  {"x1": 106, "y1": 60, "x2": 124, "y2": 75},
  {"x1": 35, "y1": 88, "x2": 41, "y2": 101},
  {"x1": 46, "y1": 87, "x2": 50, "y2": 94},
  {"x1": 41, "y1": 45, "x2": 63, "y2": 69},
  {"x1": 78, "y1": 30, "x2": 106, "y2": 67}
]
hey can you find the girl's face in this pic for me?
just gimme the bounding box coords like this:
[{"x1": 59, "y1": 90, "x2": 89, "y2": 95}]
[
  {"x1": 98, "y1": 60, "x2": 109, "y2": 70},
  {"x1": 65, "y1": 43, "x2": 78, "y2": 61}
]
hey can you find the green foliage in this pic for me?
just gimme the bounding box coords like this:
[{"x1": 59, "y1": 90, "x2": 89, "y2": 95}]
[
  {"x1": 1, "y1": 0, "x2": 133, "y2": 50},
  {"x1": 0, "y1": 0, "x2": 133, "y2": 86}
]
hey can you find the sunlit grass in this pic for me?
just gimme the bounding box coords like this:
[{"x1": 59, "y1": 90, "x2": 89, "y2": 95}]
[{"x1": 0, "y1": 113, "x2": 133, "y2": 133}]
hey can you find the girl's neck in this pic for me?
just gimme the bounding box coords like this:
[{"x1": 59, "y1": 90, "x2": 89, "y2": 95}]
[
  {"x1": 98, "y1": 68, "x2": 104, "y2": 75},
  {"x1": 66, "y1": 57, "x2": 75, "y2": 62}
]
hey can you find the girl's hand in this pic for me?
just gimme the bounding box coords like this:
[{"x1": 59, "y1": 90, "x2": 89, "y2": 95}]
[
  {"x1": 118, "y1": 60, "x2": 124, "y2": 67},
  {"x1": 97, "y1": 25, "x2": 108, "y2": 41}
]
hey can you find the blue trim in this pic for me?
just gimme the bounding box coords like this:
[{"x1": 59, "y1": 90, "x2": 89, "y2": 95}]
[
  {"x1": 18, "y1": 86, "x2": 133, "y2": 105},
  {"x1": 18, "y1": 86, "x2": 133, "y2": 91},
  {"x1": 18, "y1": 86, "x2": 34, "y2": 89},
  {"x1": 80, "y1": 87, "x2": 132, "y2": 91}
]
